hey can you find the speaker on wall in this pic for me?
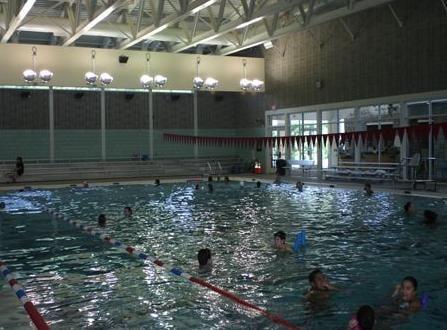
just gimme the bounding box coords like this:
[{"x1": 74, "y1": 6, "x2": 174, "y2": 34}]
[
  {"x1": 20, "y1": 91, "x2": 31, "y2": 99},
  {"x1": 170, "y1": 93, "x2": 181, "y2": 101},
  {"x1": 119, "y1": 55, "x2": 129, "y2": 63}
]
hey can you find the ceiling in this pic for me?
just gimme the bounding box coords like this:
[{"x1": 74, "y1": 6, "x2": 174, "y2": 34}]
[{"x1": 0, "y1": 0, "x2": 395, "y2": 55}]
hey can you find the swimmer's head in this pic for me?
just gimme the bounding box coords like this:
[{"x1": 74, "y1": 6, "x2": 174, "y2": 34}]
[
  {"x1": 82, "y1": 181, "x2": 89, "y2": 188},
  {"x1": 224, "y1": 176, "x2": 230, "y2": 183},
  {"x1": 404, "y1": 202, "x2": 414, "y2": 214},
  {"x1": 0, "y1": 202, "x2": 5, "y2": 209},
  {"x1": 208, "y1": 183, "x2": 214, "y2": 192},
  {"x1": 240, "y1": 181, "x2": 245, "y2": 187},
  {"x1": 401, "y1": 276, "x2": 418, "y2": 302},
  {"x1": 155, "y1": 179, "x2": 160, "y2": 186},
  {"x1": 356, "y1": 305, "x2": 375, "y2": 330},
  {"x1": 308, "y1": 269, "x2": 328, "y2": 290},
  {"x1": 98, "y1": 214, "x2": 106, "y2": 227},
  {"x1": 273, "y1": 230, "x2": 286, "y2": 248},
  {"x1": 195, "y1": 184, "x2": 200, "y2": 190},
  {"x1": 123, "y1": 206, "x2": 132, "y2": 217},
  {"x1": 364, "y1": 183, "x2": 372, "y2": 191},
  {"x1": 423, "y1": 210, "x2": 437, "y2": 224},
  {"x1": 198, "y1": 248, "x2": 212, "y2": 267},
  {"x1": 256, "y1": 181, "x2": 261, "y2": 188},
  {"x1": 208, "y1": 176, "x2": 213, "y2": 182}
]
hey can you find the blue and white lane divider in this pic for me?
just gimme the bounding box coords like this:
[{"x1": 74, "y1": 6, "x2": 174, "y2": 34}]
[
  {"x1": 42, "y1": 206, "x2": 300, "y2": 330},
  {"x1": 0, "y1": 261, "x2": 50, "y2": 330}
]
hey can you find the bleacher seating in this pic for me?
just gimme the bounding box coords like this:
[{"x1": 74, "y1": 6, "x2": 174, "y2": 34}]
[{"x1": 0, "y1": 157, "x2": 241, "y2": 184}]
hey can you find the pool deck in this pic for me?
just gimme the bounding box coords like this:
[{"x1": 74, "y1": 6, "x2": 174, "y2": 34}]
[{"x1": 1, "y1": 174, "x2": 447, "y2": 199}]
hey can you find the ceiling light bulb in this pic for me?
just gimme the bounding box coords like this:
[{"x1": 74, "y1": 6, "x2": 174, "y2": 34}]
[
  {"x1": 39, "y1": 69, "x2": 53, "y2": 83},
  {"x1": 193, "y1": 76, "x2": 204, "y2": 89},
  {"x1": 23, "y1": 69, "x2": 37, "y2": 83},
  {"x1": 99, "y1": 72, "x2": 113, "y2": 86},
  {"x1": 252, "y1": 79, "x2": 264, "y2": 91},
  {"x1": 240, "y1": 78, "x2": 252, "y2": 91},
  {"x1": 85, "y1": 72, "x2": 98, "y2": 85},
  {"x1": 140, "y1": 74, "x2": 154, "y2": 88},
  {"x1": 154, "y1": 74, "x2": 167, "y2": 87},
  {"x1": 204, "y1": 77, "x2": 218, "y2": 90}
]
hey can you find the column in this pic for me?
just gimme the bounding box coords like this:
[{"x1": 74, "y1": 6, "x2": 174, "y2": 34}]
[
  {"x1": 317, "y1": 110, "x2": 323, "y2": 178},
  {"x1": 285, "y1": 113, "x2": 291, "y2": 162},
  {"x1": 354, "y1": 107, "x2": 361, "y2": 163},
  {"x1": 428, "y1": 101, "x2": 433, "y2": 180},
  {"x1": 193, "y1": 90, "x2": 198, "y2": 158},
  {"x1": 148, "y1": 89, "x2": 154, "y2": 160},
  {"x1": 399, "y1": 102, "x2": 409, "y2": 180},
  {"x1": 49, "y1": 86, "x2": 55, "y2": 162},
  {"x1": 101, "y1": 88, "x2": 106, "y2": 161}
]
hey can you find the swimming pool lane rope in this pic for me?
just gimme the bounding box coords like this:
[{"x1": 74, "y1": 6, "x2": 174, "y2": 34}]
[
  {"x1": 42, "y1": 207, "x2": 300, "y2": 330},
  {"x1": 0, "y1": 261, "x2": 50, "y2": 330}
]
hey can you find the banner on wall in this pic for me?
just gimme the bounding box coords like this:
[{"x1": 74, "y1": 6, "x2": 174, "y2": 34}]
[{"x1": 163, "y1": 122, "x2": 447, "y2": 149}]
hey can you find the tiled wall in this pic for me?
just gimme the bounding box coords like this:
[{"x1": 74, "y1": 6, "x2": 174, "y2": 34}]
[{"x1": 0, "y1": 89, "x2": 264, "y2": 161}]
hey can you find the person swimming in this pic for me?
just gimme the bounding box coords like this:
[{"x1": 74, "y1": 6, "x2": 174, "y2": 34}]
[
  {"x1": 123, "y1": 207, "x2": 132, "y2": 218},
  {"x1": 154, "y1": 179, "x2": 161, "y2": 186},
  {"x1": 256, "y1": 181, "x2": 261, "y2": 188},
  {"x1": 348, "y1": 305, "x2": 375, "y2": 330},
  {"x1": 404, "y1": 202, "x2": 415, "y2": 216},
  {"x1": 197, "y1": 248, "x2": 212, "y2": 271},
  {"x1": 273, "y1": 231, "x2": 292, "y2": 252},
  {"x1": 195, "y1": 183, "x2": 200, "y2": 190},
  {"x1": 0, "y1": 202, "x2": 5, "y2": 210},
  {"x1": 364, "y1": 183, "x2": 373, "y2": 196},
  {"x1": 296, "y1": 181, "x2": 304, "y2": 192},
  {"x1": 423, "y1": 210, "x2": 437, "y2": 225},
  {"x1": 208, "y1": 182, "x2": 214, "y2": 193},
  {"x1": 305, "y1": 268, "x2": 337, "y2": 300},
  {"x1": 98, "y1": 214, "x2": 107, "y2": 228},
  {"x1": 392, "y1": 276, "x2": 421, "y2": 312},
  {"x1": 224, "y1": 176, "x2": 230, "y2": 184}
]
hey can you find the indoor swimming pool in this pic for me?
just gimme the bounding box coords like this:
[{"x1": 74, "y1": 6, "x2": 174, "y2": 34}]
[{"x1": 0, "y1": 181, "x2": 446, "y2": 329}]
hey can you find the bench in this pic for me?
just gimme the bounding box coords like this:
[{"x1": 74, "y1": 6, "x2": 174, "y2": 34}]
[{"x1": 323, "y1": 162, "x2": 400, "y2": 182}]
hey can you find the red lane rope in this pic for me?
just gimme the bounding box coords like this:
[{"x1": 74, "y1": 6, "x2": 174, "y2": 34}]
[{"x1": 189, "y1": 277, "x2": 301, "y2": 330}]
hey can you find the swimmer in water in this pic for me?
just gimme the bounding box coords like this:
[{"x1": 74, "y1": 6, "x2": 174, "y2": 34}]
[
  {"x1": 98, "y1": 214, "x2": 107, "y2": 228},
  {"x1": 0, "y1": 202, "x2": 5, "y2": 210},
  {"x1": 305, "y1": 269, "x2": 337, "y2": 299},
  {"x1": 392, "y1": 276, "x2": 421, "y2": 313},
  {"x1": 273, "y1": 231, "x2": 292, "y2": 252},
  {"x1": 364, "y1": 183, "x2": 373, "y2": 196},
  {"x1": 296, "y1": 181, "x2": 303, "y2": 192},
  {"x1": 256, "y1": 181, "x2": 261, "y2": 188},
  {"x1": 404, "y1": 202, "x2": 415, "y2": 216},
  {"x1": 123, "y1": 206, "x2": 132, "y2": 218},
  {"x1": 348, "y1": 305, "x2": 375, "y2": 330},
  {"x1": 197, "y1": 248, "x2": 212, "y2": 271},
  {"x1": 224, "y1": 176, "x2": 230, "y2": 184},
  {"x1": 195, "y1": 183, "x2": 200, "y2": 190},
  {"x1": 208, "y1": 182, "x2": 214, "y2": 193},
  {"x1": 154, "y1": 179, "x2": 161, "y2": 186}
]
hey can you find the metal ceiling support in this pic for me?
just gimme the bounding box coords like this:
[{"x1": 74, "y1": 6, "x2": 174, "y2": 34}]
[
  {"x1": 119, "y1": 0, "x2": 218, "y2": 49},
  {"x1": 388, "y1": 3, "x2": 403, "y2": 28},
  {"x1": 171, "y1": 0, "x2": 303, "y2": 53},
  {"x1": 136, "y1": 0, "x2": 146, "y2": 32},
  {"x1": 63, "y1": 0, "x2": 130, "y2": 46},
  {"x1": 305, "y1": 0, "x2": 316, "y2": 25},
  {"x1": 347, "y1": 0, "x2": 355, "y2": 10},
  {"x1": 1, "y1": 0, "x2": 36, "y2": 43},
  {"x1": 155, "y1": 0, "x2": 165, "y2": 27},
  {"x1": 218, "y1": 0, "x2": 395, "y2": 55},
  {"x1": 339, "y1": 17, "x2": 354, "y2": 41},
  {"x1": 442, "y1": 0, "x2": 447, "y2": 14}
]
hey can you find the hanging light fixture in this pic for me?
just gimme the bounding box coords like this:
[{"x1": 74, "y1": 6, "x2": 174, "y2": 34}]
[
  {"x1": 99, "y1": 72, "x2": 113, "y2": 86},
  {"x1": 85, "y1": 50, "x2": 98, "y2": 85},
  {"x1": 240, "y1": 58, "x2": 252, "y2": 91},
  {"x1": 204, "y1": 77, "x2": 218, "y2": 90},
  {"x1": 23, "y1": 46, "x2": 53, "y2": 84},
  {"x1": 139, "y1": 53, "x2": 167, "y2": 88},
  {"x1": 240, "y1": 58, "x2": 263, "y2": 92},
  {"x1": 193, "y1": 57, "x2": 204, "y2": 90}
]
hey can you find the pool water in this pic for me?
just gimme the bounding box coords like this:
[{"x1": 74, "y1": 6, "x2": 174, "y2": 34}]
[{"x1": 0, "y1": 182, "x2": 446, "y2": 329}]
